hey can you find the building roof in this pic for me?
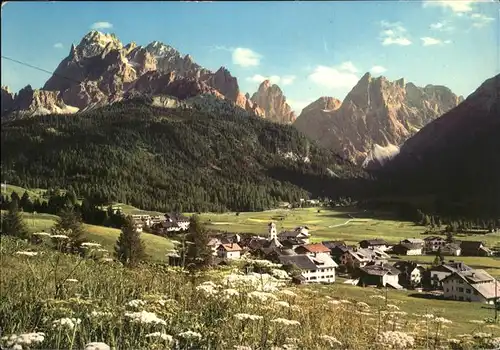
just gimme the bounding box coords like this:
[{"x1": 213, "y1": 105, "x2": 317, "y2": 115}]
[
  {"x1": 443, "y1": 269, "x2": 500, "y2": 299},
  {"x1": 360, "y1": 263, "x2": 400, "y2": 276},
  {"x1": 360, "y1": 239, "x2": 389, "y2": 246},
  {"x1": 401, "y1": 238, "x2": 425, "y2": 245},
  {"x1": 299, "y1": 243, "x2": 331, "y2": 254},
  {"x1": 279, "y1": 255, "x2": 318, "y2": 270},
  {"x1": 393, "y1": 261, "x2": 425, "y2": 273},
  {"x1": 424, "y1": 236, "x2": 446, "y2": 242},
  {"x1": 460, "y1": 241, "x2": 484, "y2": 250},
  {"x1": 322, "y1": 241, "x2": 346, "y2": 249},
  {"x1": 430, "y1": 261, "x2": 472, "y2": 273},
  {"x1": 397, "y1": 243, "x2": 423, "y2": 251},
  {"x1": 218, "y1": 243, "x2": 242, "y2": 252}
]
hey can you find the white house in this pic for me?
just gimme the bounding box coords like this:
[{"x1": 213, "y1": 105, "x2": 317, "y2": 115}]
[
  {"x1": 279, "y1": 254, "x2": 338, "y2": 284},
  {"x1": 278, "y1": 226, "x2": 311, "y2": 244},
  {"x1": 428, "y1": 261, "x2": 473, "y2": 288},
  {"x1": 442, "y1": 269, "x2": 500, "y2": 304},
  {"x1": 423, "y1": 236, "x2": 447, "y2": 253},
  {"x1": 392, "y1": 243, "x2": 423, "y2": 256},
  {"x1": 359, "y1": 239, "x2": 391, "y2": 252},
  {"x1": 357, "y1": 263, "x2": 402, "y2": 289},
  {"x1": 216, "y1": 243, "x2": 242, "y2": 260},
  {"x1": 393, "y1": 261, "x2": 426, "y2": 288}
]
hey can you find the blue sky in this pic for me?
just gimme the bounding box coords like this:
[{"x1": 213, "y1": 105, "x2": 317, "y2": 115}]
[{"x1": 1, "y1": 0, "x2": 498, "y2": 113}]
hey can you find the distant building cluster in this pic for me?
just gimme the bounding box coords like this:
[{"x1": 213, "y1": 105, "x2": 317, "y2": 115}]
[
  {"x1": 131, "y1": 213, "x2": 190, "y2": 233},
  {"x1": 191, "y1": 221, "x2": 499, "y2": 305}
]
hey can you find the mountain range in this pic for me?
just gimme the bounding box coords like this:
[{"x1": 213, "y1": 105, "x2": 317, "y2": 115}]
[{"x1": 1, "y1": 30, "x2": 465, "y2": 167}]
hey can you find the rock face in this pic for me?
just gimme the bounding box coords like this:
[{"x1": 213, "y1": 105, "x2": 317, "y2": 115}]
[
  {"x1": 8, "y1": 85, "x2": 79, "y2": 118},
  {"x1": 293, "y1": 97, "x2": 342, "y2": 144},
  {"x1": 294, "y1": 72, "x2": 463, "y2": 165},
  {"x1": 250, "y1": 80, "x2": 296, "y2": 124},
  {"x1": 1, "y1": 86, "x2": 14, "y2": 116},
  {"x1": 4, "y1": 31, "x2": 265, "y2": 119}
]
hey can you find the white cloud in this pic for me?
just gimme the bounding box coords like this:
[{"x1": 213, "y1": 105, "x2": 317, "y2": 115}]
[
  {"x1": 421, "y1": 37, "x2": 452, "y2": 46},
  {"x1": 246, "y1": 74, "x2": 296, "y2": 86},
  {"x1": 90, "y1": 21, "x2": 113, "y2": 30},
  {"x1": 423, "y1": 0, "x2": 476, "y2": 13},
  {"x1": 379, "y1": 21, "x2": 412, "y2": 46},
  {"x1": 53, "y1": 42, "x2": 64, "y2": 49},
  {"x1": 430, "y1": 20, "x2": 455, "y2": 32},
  {"x1": 281, "y1": 75, "x2": 296, "y2": 86},
  {"x1": 470, "y1": 13, "x2": 495, "y2": 28},
  {"x1": 339, "y1": 61, "x2": 358, "y2": 73},
  {"x1": 232, "y1": 48, "x2": 261, "y2": 67},
  {"x1": 308, "y1": 65, "x2": 359, "y2": 89},
  {"x1": 287, "y1": 98, "x2": 314, "y2": 115},
  {"x1": 370, "y1": 65, "x2": 387, "y2": 74}
]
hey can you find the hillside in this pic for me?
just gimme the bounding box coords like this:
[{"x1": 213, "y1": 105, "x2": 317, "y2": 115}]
[
  {"x1": 376, "y1": 74, "x2": 500, "y2": 219},
  {"x1": 0, "y1": 99, "x2": 365, "y2": 212}
]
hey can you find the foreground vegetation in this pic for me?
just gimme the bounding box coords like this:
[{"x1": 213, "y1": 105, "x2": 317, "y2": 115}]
[{"x1": 1, "y1": 236, "x2": 499, "y2": 350}]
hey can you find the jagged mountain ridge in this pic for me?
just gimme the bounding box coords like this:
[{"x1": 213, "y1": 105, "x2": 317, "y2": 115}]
[
  {"x1": 294, "y1": 73, "x2": 464, "y2": 165},
  {"x1": 2, "y1": 31, "x2": 270, "y2": 119},
  {"x1": 250, "y1": 80, "x2": 296, "y2": 124}
]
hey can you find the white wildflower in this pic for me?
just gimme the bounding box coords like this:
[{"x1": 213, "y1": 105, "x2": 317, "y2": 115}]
[
  {"x1": 33, "y1": 232, "x2": 51, "y2": 237},
  {"x1": 275, "y1": 300, "x2": 290, "y2": 308},
  {"x1": 469, "y1": 319, "x2": 485, "y2": 324},
  {"x1": 234, "y1": 313, "x2": 263, "y2": 321},
  {"x1": 52, "y1": 318, "x2": 81, "y2": 330},
  {"x1": 356, "y1": 301, "x2": 370, "y2": 309},
  {"x1": 248, "y1": 291, "x2": 277, "y2": 302},
  {"x1": 196, "y1": 284, "x2": 218, "y2": 296},
  {"x1": 145, "y1": 332, "x2": 173, "y2": 342},
  {"x1": 50, "y1": 234, "x2": 69, "y2": 239},
  {"x1": 126, "y1": 299, "x2": 146, "y2": 308},
  {"x1": 1, "y1": 332, "x2": 45, "y2": 348},
  {"x1": 271, "y1": 268, "x2": 290, "y2": 280},
  {"x1": 85, "y1": 342, "x2": 110, "y2": 350},
  {"x1": 391, "y1": 311, "x2": 408, "y2": 317},
  {"x1": 433, "y1": 317, "x2": 452, "y2": 324},
  {"x1": 90, "y1": 311, "x2": 112, "y2": 318},
  {"x1": 222, "y1": 288, "x2": 240, "y2": 298},
  {"x1": 125, "y1": 311, "x2": 166, "y2": 325},
  {"x1": 290, "y1": 305, "x2": 301, "y2": 311},
  {"x1": 339, "y1": 299, "x2": 351, "y2": 304},
  {"x1": 386, "y1": 304, "x2": 400, "y2": 310},
  {"x1": 65, "y1": 278, "x2": 79, "y2": 283},
  {"x1": 356, "y1": 311, "x2": 372, "y2": 316},
  {"x1": 422, "y1": 314, "x2": 435, "y2": 319},
  {"x1": 14, "y1": 251, "x2": 38, "y2": 257},
  {"x1": 234, "y1": 346, "x2": 252, "y2": 350},
  {"x1": 370, "y1": 294, "x2": 385, "y2": 300},
  {"x1": 448, "y1": 339, "x2": 461, "y2": 344},
  {"x1": 376, "y1": 331, "x2": 415, "y2": 349},
  {"x1": 328, "y1": 300, "x2": 341, "y2": 305},
  {"x1": 81, "y1": 242, "x2": 101, "y2": 248},
  {"x1": 473, "y1": 332, "x2": 492, "y2": 339},
  {"x1": 320, "y1": 335, "x2": 342, "y2": 346},
  {"x1": 279, "y1": 290, "x2": 298, "y2": 297},
  {"x1": 178, "y1": 330, "x2": 202, "y2": 340},
  {"x1": 271, "y1": 318, "x2": 300, "y2": 326}
]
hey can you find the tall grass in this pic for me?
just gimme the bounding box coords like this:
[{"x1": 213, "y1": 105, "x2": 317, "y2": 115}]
[{"x1": 0, "y1": 236, "x2": 499, "y2": 350}]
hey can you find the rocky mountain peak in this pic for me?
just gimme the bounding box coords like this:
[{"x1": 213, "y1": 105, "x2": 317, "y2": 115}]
[
  {"x1": 76, "y1": 31, "x2": 123, "y2": 59},
  {"x1": 250, "y1": 80, "x2": 296, "y2": 124},
  {"x1": 295, "y1": 73, "x2": 464, "y2": 166},
  {"x1": 1, "y1": 86, "x2": 15, "y2": 116}
]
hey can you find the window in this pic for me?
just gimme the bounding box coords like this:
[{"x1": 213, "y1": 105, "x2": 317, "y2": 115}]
[
  {"x1": 446, "y1": 288, "x2": 449, "y2": 292},
  {"x1": 466, "y1": 289, "x2": 471, "y2": 294},
  {"x1": 458, "y1": 287, "x2": 464, "y2": 292},
  {"x1": 458, "y1": 280, "x2": 463, "y2": 284}
]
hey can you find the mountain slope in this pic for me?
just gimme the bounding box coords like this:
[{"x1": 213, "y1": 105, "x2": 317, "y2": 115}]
[
  {"x1": 250, "y1": 80, "x2": 296, "y2": 124},
  {"x1": 378, "y1": 74, "x2": 500, "y2": 219},
  {"x1": 0, "y1": 99, "x2": 365, "y2": 212},
  {"x1": 294, "y1": 73, "x2": 463, "y2": 166}
]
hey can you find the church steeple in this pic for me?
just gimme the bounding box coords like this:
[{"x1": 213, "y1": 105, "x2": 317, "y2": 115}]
[{"x1": 268, "y1": 222, "x2": 277, "y2": 240}]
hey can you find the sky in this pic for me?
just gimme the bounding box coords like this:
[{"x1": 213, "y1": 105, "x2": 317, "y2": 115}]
[{"x1": 1, "y1": 0, "x2": 499, "y2": 114}]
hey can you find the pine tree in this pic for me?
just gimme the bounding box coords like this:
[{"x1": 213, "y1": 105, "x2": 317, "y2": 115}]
[
  {"x1": 53, "y1": 207, "x2": 87, "y2": 252},
  {"x1": 115, "y1": 216, "x2": 146, "y2": 267},
  {"x1": 185, "y1": 215, "x2": 212, "y2": 270},
  {"x1": 1, "y1": 200, "x2": 29, "y2": 239}
]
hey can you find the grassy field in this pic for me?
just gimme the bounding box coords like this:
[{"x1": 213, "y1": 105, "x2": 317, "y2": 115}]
[
  {"x1": 315, "y1": 281, "x2": 499, "y2": 336},
  {"x1": 197, "y1": 207, "x2": 500, "y2": 247},
  {"x1": 2, "y1": 184, "x2": 47, "y2": 201},
  {"x1": 13, "y1": 211, "x2": 174, "y2": 261}
]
